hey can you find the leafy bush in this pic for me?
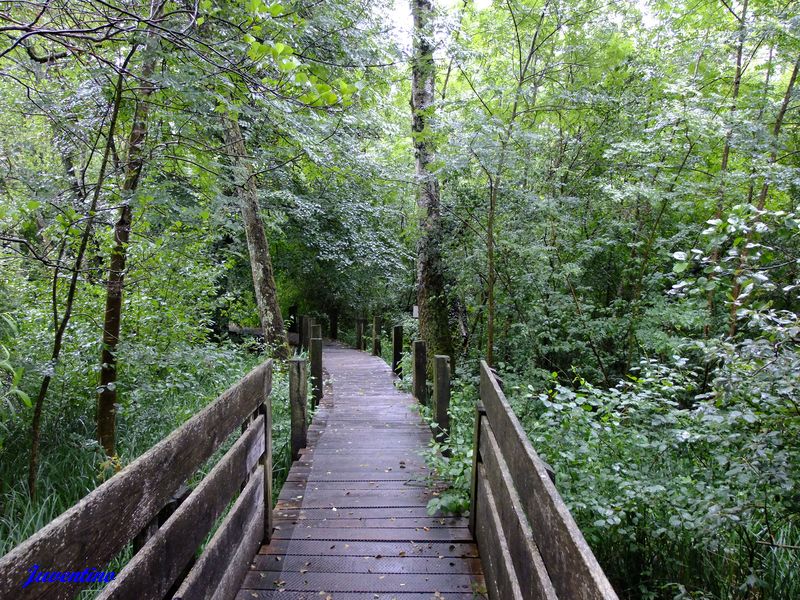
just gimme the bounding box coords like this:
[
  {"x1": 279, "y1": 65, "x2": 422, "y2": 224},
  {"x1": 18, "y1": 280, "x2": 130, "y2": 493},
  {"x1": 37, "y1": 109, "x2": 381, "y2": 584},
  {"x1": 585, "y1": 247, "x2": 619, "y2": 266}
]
[
  {"x1": 420, "y1": 372, "x2": 477, "y2": 516},
  {"x1": 512, "y1": 342, "x2": 799, "y2": 599}
]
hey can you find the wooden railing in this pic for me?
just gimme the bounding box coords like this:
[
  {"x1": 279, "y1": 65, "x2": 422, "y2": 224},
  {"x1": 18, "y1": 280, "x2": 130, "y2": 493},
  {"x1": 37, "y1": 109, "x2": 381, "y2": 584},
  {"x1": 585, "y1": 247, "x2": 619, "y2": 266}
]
[
  {"x1": 0, "y1": 360, "x2": 273, "y2": 600},
  {"x1": 470, "y1": 360, "x2": 618, "y2": 600}
]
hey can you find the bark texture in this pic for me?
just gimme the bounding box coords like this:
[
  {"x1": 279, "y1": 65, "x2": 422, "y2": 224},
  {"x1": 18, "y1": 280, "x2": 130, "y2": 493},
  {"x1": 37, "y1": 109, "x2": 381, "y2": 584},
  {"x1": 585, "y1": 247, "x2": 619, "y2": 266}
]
[
  {"x1": 222, "y1": 115, "x2": 289, "y2": 358},
  {"x1": 411, "y1": 0, "x2": 454, "y2": 367}
]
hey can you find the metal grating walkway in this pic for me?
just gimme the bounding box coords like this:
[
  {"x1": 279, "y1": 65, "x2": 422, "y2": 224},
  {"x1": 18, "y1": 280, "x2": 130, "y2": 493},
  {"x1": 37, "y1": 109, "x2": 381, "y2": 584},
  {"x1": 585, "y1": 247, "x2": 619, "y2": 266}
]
[{"x1": 236, "y1": 342, "x2": 484, "y2": 599}]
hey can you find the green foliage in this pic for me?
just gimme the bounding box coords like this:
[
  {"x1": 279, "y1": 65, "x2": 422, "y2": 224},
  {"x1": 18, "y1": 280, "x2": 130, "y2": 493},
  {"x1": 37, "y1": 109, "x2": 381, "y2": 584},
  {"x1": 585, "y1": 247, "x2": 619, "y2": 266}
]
[{"x1": 419, "y1": 374, "x2": 477, "y2": 516}]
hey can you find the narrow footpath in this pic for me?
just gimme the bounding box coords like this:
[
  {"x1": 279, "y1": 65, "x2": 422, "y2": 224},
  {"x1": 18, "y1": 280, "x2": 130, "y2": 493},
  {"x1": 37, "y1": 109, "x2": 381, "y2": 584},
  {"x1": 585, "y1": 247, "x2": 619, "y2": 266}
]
[{"x1": 237, "y1": 342, "x2": 484, "y2": 599}]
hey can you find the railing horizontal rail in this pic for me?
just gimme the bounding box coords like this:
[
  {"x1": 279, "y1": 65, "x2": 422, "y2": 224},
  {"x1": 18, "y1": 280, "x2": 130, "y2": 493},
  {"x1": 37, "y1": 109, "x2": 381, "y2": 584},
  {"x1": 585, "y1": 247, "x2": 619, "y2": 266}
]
[
  {"x1": 0, "y1": 360, "x2": 273, "y2": 600},
  {"x1": 471, "y1": 359, "x2": 618, "y2": 600}
]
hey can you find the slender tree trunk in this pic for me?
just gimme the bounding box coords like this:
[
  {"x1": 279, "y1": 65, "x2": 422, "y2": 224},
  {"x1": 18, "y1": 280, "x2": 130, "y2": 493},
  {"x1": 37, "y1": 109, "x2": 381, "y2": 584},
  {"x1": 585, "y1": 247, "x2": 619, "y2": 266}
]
[
  {"x1": 97, "y1": 42, "x2": 157, "y2": 457},
  {"x1": 411, "y1": 0, "x2": 454, "y2": 365},
  {"x1": 707, "y1": 0, "x2": 749, "y2": 336},
  {"x1": 222, "y1": 115, "x2": 289, "y2": 359},
  {"x1": 717, "y1": 0, "x2": 748, "y2": 215},
  {"x1": 728, "y1": 55, "x2": 800, "y2": 336},
  {"x1": 29, "y1": 57, "x2": 129, "y2": 497}
]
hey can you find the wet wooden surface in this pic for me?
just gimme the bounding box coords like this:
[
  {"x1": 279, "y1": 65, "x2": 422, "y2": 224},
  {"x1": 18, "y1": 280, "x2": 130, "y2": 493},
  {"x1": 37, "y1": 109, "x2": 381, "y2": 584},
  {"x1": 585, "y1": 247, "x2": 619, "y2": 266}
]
[{"x1": 237, "y1": 342, "x2": 484, "y2": 599}]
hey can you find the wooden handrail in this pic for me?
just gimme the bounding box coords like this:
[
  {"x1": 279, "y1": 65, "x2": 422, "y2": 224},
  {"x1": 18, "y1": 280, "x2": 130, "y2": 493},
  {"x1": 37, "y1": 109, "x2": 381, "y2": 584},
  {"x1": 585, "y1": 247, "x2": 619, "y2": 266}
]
[
  {"x1": 0, "y1": 360, "x2": 273, "y2": 600},
  {"x1": 470, "y1": 360, "x2": 618, "y2": 600}
]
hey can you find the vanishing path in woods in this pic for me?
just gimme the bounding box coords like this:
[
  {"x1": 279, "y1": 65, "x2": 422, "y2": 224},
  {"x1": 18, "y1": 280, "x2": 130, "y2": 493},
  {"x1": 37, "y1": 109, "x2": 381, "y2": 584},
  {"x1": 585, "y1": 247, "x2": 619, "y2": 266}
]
[{"x1": 237, "y1": 342, "x2": 484, "y2": 599}]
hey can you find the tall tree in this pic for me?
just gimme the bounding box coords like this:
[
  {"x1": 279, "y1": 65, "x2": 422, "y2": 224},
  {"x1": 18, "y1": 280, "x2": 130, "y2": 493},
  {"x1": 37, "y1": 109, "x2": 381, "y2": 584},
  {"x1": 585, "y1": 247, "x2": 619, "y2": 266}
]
[
  {"x1": 222, "y1": 115, "x2": 289, "y2": 358},
  {"x1": 96, "y1": 31, "x2": 160, "y2": 457},
  {"x1": 411, "y1": 0, "x2": 454, "y2": 365}
]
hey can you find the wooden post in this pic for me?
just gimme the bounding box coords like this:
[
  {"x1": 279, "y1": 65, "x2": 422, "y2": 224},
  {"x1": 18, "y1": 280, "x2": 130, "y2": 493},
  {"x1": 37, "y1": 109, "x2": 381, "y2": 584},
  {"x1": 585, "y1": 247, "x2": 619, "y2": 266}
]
[
  {"x1": 412, "y1": 340, "x2": 427, "y2": 405},
  {"x1": 329, "y1": 309, "x2": 338, "y2": 340},
  {"x1": 372, "y1": 316, "x2": 382, "y2": 356},
  {"x1": 299, "y1": 315, "x2": 308, "y2": 351},
  {"x1": 261, "y1": 362, "x2": 273, "y2": 543},
  {"x1": 303, "y1": 316, "x2": 315, "y2": 351},
  {"x1": 433, "y1": 355, "x2": 450, "y2": 443},
  {"x1": 310, "y1": 336, "x2": 323, "y2": 408},
  {"x1": 311, "y1": 323, "x2": 322, "y2": 340},
  {"x1": 392, "y1": 325, "x2": 403, "y2": 377},
  {"x1": 355, "y1": 319, "x2": 363, "y2": 351},
  {"x1": 468, "y1": 401, "x2": 486, "y2": 536},
  {"x1": 289, "y1": 358, "x2": 308, "y2": 461},
  {"x1": 361, "y1": 319, "x2": 368, "y2": 351}
]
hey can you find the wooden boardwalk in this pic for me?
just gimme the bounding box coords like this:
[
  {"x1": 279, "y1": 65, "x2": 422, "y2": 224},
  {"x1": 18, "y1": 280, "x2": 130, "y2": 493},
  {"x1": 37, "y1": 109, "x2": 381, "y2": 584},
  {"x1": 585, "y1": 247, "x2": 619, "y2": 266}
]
[{"x1": 237, "y1": 342, "x2": 484, "y2": 599}]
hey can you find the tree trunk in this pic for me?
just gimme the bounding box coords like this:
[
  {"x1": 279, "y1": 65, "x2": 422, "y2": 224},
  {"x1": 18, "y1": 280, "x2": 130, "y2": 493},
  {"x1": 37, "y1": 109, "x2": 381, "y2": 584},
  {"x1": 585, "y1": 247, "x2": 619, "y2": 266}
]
[
  {"x1": 222, "y1": 115, "x2": 289, "y2": 359},
  {"x1": 411, "y1": 0, "x2": 454, "y2": 367},
  {"x1": 728, "y1": 54, "x2": 800, "y2": 336},
  {"x1": 29, "y1": 56, "x2": 129, "y2": 496},
  {"x1": 707, "y1": 0, "x2": 749, "y2": 336},
  {"x1": 97, "y1": 43, "x2": 157, "y2": 457}
]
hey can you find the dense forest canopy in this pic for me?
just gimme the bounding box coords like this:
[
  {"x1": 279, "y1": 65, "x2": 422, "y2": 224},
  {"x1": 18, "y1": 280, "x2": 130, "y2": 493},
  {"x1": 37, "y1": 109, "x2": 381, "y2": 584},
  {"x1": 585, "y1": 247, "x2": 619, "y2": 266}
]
[{"x1": 1, "y1": 0, "x2": 798, "y2": 598}]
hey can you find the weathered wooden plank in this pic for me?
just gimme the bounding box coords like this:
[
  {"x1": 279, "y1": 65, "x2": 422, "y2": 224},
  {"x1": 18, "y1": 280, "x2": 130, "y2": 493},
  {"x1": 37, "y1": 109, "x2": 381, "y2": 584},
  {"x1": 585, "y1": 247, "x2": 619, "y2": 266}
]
[
  {"x1": 271, "y1": 526, "x2": 472, "y2": 542},
  {"x1": 272, "y1": 516, "x2": 468, "y2": 528},
  {"x1": 242, "y1": 571, "x2": 476, "y2": 593},
  {"x1": 0, "y1": 360, "x2": 272, "y2": 600},
  {"x1": 479, "y1": 360, "x2": 618, "y2": 600},
  {"x1": 475, "y1": 468, "x2": 523, "y2": 600},
  {"x1": 479, "y1": 418, "x2": 557, "y2": 600},
  {"x1": 206, "y1": 473, "x2": 265, "y2": 600},
  {"x1": 172, "y1": 467, "x2": 265, "y2": 600},
  {"x1": 259, "y1": 398, "x2": 273, "y2": 545},
  {"x1": 97, "y1": 416, "x2": 265, "y2": 600},
  {"x1": 272, "y1": 507, "x2": 438, "y2": 520},
  {"x1": 468, "y1": 401, "x2": 485, "y2": 535},
  {"x1": 237, "y1": 592, "x2": 479, "y2": 600},
  {"x1": 257, "y1": 539, "x2": 479, "y2": 558},
  {"x1": 251, "y1": 553, "x2": 481, "y2": 574}
]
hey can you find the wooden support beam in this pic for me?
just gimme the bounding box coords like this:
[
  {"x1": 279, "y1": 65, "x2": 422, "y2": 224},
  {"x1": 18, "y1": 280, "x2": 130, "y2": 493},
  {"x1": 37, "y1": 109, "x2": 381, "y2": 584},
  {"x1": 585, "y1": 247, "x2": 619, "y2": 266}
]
[
  {"x1": 468, "y1": 401, "x2": 487, "y2": 536},
  {"x1": 310, "y1": 337, "x2": 323, "y2": 408},
  {"x1": 433, "y1": 355, "x2": 450, "y2": 444},
  {"x1": 355, "y1": 319, "x2": 363, "y2": 351},
  {"x1": 372, "y1": 316, "x2": 382, "y2": 356},
  {"x1": 299, "y1": 315, "x2": 309, "y2": 351},
  {"x1": 289, "y1": 358, "x2": 308, "y2": 461},
  {"x1": 392, "y1": 325, "x2": 403, "y2": 377},
  {"x1": 361, "y1": 320, "x2": 368, "y2": 351},
  {"x1": 304, "y1": 317, "x2": 315, "y2": 351},
  {"x1": 311, "y1": 323, "x2": 322, "y2": 340},
  {"x1": 329, "y1": 310, "x2": 338, "y2": 340},
  {"x1": 412, "y1": 340, "x2": 427, "y2": 405}
]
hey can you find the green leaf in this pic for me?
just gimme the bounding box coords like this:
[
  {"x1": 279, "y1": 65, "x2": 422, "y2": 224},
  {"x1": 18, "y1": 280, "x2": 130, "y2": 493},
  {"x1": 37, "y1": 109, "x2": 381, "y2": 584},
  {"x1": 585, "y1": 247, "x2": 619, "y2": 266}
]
[
  {"x1": 11, "y1": 388, "x2": 31, "y2": 408},
  {"x1": 673, "y1": 262, "x2": 688, "y2": 273}
]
